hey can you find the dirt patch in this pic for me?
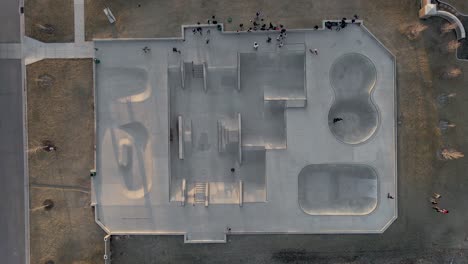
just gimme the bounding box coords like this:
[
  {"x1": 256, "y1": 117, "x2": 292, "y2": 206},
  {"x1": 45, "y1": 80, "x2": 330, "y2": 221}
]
[
  {"x1": 27, "y1": 59, "x2": 104, "y2": 263},
  {"x1": 25, "y1": 0, "x2": 74, "y2": 42}
]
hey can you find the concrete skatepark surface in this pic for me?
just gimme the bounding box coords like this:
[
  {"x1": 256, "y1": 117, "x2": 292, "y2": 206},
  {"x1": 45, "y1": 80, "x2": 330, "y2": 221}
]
[{"x1": 93, "y1": 23, "x2": 396, "y2": 242}]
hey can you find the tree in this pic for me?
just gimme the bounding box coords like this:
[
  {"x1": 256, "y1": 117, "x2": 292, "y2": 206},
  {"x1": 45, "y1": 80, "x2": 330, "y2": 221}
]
[
  {"x1": 439, "y1": 148, "x2": 464, "y2": 160},
  {"x1": 402, "y1": 23, "x2": 427, "y2": 40},
  {"x1": 441, "y1": 23, "x2": 457, "y2": 34},
  {"x1": 36, "y1": 23, "x2": 55, "y2": 34},
  {"x1": 36, "y1": 74, "x2": 55, "y2": 88},
  {"x1": 441, "y1": 66, "x2": 462, "y2": 79}
]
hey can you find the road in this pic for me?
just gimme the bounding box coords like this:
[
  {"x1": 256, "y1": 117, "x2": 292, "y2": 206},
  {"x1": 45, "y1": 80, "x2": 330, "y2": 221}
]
[
  {"x1": 0, "y1": 0, "x2": 21, "y2": 43},
  {"x1": 0, "y1": 59, "x2": 25, "y2": 264},
  {"x1": 0, "y1": 0, "x2": 25, "y2": 263}
]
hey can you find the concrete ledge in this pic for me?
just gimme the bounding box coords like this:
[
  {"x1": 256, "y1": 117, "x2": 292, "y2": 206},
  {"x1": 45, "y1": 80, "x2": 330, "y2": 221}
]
[
  {"x1": 184, "y1": 232, "x2": 227, "y2": 243},
  {"x1": 419, "y1": 0, "x2": 466, "y2": 40}
]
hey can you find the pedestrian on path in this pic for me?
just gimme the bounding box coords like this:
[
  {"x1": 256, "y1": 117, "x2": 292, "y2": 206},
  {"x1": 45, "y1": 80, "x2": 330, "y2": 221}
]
[
  {"x1": 253, "y1": 42, "x2": 259, "y2": 50},
  {"x1": 433, "y1": 206, "x2": 449, "y2": 214},
  {"x1": 267, "y1": 37, "x2": 272, "y2": 43},
  {"x1": 430, "y1": 192, "x2": 441, "y2": 205},
  {"x1": 387, "y1": 193, "x2": 394, "y2": 199},
  {"x1": 314, "y1": 48, "x2": 318, "y2": 55}
]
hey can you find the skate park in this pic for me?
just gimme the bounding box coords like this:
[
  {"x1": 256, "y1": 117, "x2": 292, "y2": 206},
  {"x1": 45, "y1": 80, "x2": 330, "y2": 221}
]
[{"x1": 93, "y1": 22, "x2": 396, "y2": 242}]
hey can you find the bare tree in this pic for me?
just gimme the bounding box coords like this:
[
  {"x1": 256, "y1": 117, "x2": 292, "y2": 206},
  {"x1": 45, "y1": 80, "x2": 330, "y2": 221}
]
[
  {"x1": 438, "y1": 120, "x2": 456, "y2": 132},
  {"x1": 35, "y1": 23, "x2": 55, "y2": 34},
  {"x1": 439, "y1": 148, "x2": 464, "y2": 160},
  {"x1": 27, "y1": 140, "x2": 57, "y2": 154},
  {"x1": 42, "y1": 199, "x2": 54, "y2": 210},
  {"x1": 446, "y1": 40, "x2": 461, "y2": 53},
  {"x1": 440, "y1": 66, "x2": 462, "y2": 79},
  {"x1": 437, "y1": 93, "x2": 456, "y2": 106},
  {"x1": 36, "y1": 74, "x2": 55, "y2": 88},
  {"x1": 441, "y1": 22, "x2": 457, "y2": 34},
  {"x1": 401, "y1": 23, "x2": 427, "y2": 40}
]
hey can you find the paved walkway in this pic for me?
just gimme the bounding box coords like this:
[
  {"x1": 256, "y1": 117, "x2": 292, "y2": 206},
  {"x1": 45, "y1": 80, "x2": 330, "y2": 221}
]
[
  {"x1": 74, "y1": 0, "x2": 86, "y2": 43},
  {"x1": 23, "y1": 37, "x2": 93, "y2": 64}
]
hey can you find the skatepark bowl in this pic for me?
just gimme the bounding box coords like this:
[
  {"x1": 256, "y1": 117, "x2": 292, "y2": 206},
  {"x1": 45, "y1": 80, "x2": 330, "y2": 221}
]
[
  {"x1": 328, "y1": 53, "x2": 379, "y2": 145},
  {"x1": 298, "y1": 164, "x2": 378, "y2": 215}
]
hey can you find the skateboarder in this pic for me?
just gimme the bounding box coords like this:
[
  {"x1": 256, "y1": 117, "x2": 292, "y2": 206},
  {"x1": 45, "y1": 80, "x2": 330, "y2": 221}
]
[
  {"x1": 333, "y1": 117, "x2": 343, "y2": 123},
  {"x1": 253, "y1": 42, "x2": 259, "y2": 50}
]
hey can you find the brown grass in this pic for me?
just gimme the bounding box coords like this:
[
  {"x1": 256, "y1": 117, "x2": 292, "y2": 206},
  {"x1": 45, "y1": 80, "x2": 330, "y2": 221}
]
[
  {"x1": 25, "y1": 0, "x2": 74, "y2": 42},
  {"x1": 27, "y1": 59, "x2": 95, "y2": 186},
  {"x1": 27, "y1": 59, "x2": 104, "y2": 264}
]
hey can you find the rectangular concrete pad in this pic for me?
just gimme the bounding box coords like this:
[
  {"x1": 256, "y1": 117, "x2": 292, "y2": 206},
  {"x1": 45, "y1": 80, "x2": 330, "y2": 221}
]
[{"x1": 93, "y1": 24, "x2": 396, "y2": 242}]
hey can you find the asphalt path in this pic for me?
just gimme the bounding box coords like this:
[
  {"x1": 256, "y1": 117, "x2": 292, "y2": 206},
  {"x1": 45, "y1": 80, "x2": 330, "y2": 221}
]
[
  {"x1": 0, "y1": 60, "x2": 25, "y2": 264},
  {"x1": 0, "y1": 0, "x2": 21, "y2": 43}
]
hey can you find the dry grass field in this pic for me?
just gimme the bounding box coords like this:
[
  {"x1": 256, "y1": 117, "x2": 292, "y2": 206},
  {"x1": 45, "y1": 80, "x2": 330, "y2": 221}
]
[
  {"x1": 27, "y1": 59, "x2": 104, "y2": 264},
  {"x1": 25, "y1": 0, "x2": 74, "y2": 42}
]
